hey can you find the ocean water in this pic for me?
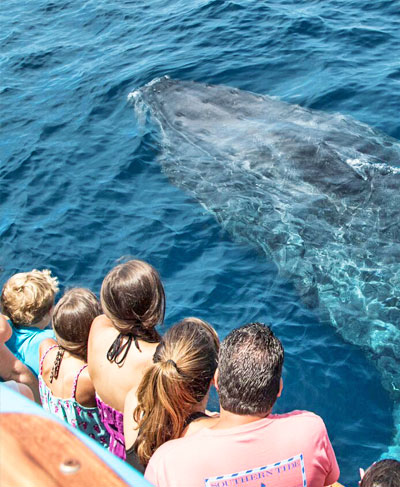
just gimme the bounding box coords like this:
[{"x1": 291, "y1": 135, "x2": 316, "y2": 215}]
[{"x1": 1, "y1": 0, "x2": 399, "y2": 484}]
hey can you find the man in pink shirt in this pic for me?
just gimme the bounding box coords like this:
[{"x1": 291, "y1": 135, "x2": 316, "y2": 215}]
[{"x1": 145, "y1": 322, "x2": 340, "y2": 487}]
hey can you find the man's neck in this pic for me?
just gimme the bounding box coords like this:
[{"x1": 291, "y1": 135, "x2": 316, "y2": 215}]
[{"x1": 210, "y1": 407, "x2": 270, "y2": 430}]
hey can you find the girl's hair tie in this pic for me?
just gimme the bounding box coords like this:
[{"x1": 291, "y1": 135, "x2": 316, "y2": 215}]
[{"x1": 166, "y1": 359, "x2": 178, "y2": 369}]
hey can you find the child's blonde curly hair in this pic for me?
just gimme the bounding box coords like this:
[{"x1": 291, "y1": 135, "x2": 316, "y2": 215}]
[{"x1": 1, "y1": 269, "x2": 59, "y2": 327}]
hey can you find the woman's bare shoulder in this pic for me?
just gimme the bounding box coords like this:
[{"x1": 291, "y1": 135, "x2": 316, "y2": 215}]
[
  {"x1": 88, "y1": 315, "x2": 114, "y2": 349},
  {"x1": 90, "y1": 314, "x2": 112, "y2": 331}
]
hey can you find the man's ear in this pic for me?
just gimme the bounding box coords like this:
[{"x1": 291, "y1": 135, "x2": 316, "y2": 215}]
[
  {"x1": 277, "y1": 378, "x2": 283, "y2": 398},
  {"x1": 213, "y1": 368, "x2": 219, "y2": 391}
]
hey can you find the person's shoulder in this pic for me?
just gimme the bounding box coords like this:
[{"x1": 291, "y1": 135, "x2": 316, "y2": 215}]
[
  {"x1": 39, "y1": 327, "x2": 55, "y2": 338},
  {"x1": 146, "y1": 431, "x2": 216, "y2": 485},
  {"x1": 88, "y1": 315, "x2": 112, "y2": 354},
  {"x1": 272, "y1": 410, "x2": 327, "y2": 432},
  {"x1": 30, "y1": 328, "x2": 55, "y2": 351},
  {"x1": 90, "y1": 314, "x2": 112, "y2": 334},
  {"x1": 39, "y1": 338, "x2": 57, "y2": 357},
  {"x1": 26, "y1": 326, "x2": 54, "y2": 340},
  {"x1": 146, "y1": 436, "x2": 188, "y2": 477},
  {"x1": 152, "y1": 434, "x2": 197, "y2": 463},
  {"x1": 273, "y1": 409, "x2": 323, "y2": 421}
]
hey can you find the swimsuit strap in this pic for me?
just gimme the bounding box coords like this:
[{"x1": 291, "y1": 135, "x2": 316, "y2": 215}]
[
  {"x1": 39, "y1": 344, "x2": 59, "y2": 375},
  {"x1": 106, "y1": 333, "x2": 140, "y2": 365},
  {"x1": 72, "y1": 364, "x2": 88, "y2": 399},
  {"x1": 134, "y1": 336, "x2": 141, "y2": 352}
]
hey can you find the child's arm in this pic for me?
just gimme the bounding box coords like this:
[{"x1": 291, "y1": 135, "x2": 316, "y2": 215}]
[
  {"x1": 0, "y1": 314, "x2": 12, "y2": 343},
  {"x1": 0, "y1": 315, "x2": 40, "y2": 402},
  {"x1": 0, "y1": 345, "x2": 40, "y2": 403},
  {"x1": 123, "y1": 387, "x2": 139, "y2": 450}
]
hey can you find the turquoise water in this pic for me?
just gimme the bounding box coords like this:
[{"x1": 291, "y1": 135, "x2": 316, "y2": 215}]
[{"x1": 1, "y1": 1, "x2": 399, "y2": 483}]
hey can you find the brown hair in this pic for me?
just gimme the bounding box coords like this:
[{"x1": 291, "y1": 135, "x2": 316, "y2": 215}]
[
  {"x1": 50, "y1": 288, "x2": 101, "y2": 381},
  {"x1": 133, "y1": 318, "x2": 219, "y2": 466},
  {"x1": 100, "y1": 260, "x2": 164, "y2": 342},
  {"x1": 361, "y1": 459, "x2": 400, "y2": 487},
  {"x1": 1, "y1": 269, "x2": 59, "y2": 327}
]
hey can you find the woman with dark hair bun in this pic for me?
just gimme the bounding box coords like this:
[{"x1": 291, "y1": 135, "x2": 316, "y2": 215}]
[
  {"x1": 87, "y1": 259, "x2": 165, "y2": 460},
  {"x1": 123, "y1": 317, "x2": 219, "y2": 471}
]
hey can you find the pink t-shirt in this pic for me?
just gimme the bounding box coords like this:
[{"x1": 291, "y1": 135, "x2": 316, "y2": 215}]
[{"x1": 145, "y1": 410, "x2": 339, "y2": 487}]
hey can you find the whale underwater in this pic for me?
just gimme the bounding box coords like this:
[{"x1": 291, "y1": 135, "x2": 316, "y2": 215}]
[{"x1": 129, "y1": 76, "x2": 400, "y2": 456}]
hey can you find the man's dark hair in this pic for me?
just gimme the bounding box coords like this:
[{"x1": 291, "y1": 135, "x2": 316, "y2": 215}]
[
  {"x1": 361, "y1": 459, "x2": 400, "y2": 487},
  {"x1": 217, "y1": 322, "x2": 284, "y2": 416}
]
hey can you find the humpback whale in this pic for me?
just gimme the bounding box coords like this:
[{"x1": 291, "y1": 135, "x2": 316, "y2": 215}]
[{"x1": 129, "y1": 76, "x2": 400, "y2": 455}]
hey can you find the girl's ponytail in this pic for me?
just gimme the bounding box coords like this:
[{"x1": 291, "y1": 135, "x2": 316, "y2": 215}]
[
  {"x1": 133, "y1": 318, "x2": 219, "y2": 466},
  {"x1": 134, "y1": 359, "x2": 194, "y2": 465}
]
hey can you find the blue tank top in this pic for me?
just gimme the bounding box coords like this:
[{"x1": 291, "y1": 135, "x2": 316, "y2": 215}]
[{"x1": 5, "y1": 321, "x2": 54, "y2": 376}]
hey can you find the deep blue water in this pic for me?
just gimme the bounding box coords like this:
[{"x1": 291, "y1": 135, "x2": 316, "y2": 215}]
[{"x1": 1, "y1": 0, "x2": 399, "y2": 484}]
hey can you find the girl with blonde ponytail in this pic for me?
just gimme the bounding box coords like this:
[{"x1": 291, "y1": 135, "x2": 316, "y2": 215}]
[{"x1": 124, "y1": 317, "x2": 220, "y2": 471}]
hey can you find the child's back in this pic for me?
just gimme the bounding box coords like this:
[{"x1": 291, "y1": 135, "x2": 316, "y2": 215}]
[
  {"x1": 40, "y1": 341, "x2": 96, "y2": 406},
  {"x1": 39, "y1": 288, "x2": 109, "y2": 446}
]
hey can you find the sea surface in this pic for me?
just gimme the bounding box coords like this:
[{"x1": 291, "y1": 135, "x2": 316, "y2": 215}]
[{"x1": 1, "y1": 0, "x2": 400, "y2": 484}]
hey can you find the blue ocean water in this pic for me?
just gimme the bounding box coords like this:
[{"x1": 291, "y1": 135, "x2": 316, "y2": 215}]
[{"x1": 1, "y1": 0, "x2": 399, "y2": 484}]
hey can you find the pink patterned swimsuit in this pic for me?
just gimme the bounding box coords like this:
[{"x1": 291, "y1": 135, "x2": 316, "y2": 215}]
[
  {"x1": 39, "y1": 345, "x2": 109, "y2": 447},
  {"x1": 95, "y1": 395, "x2": 126, "y2": 460}
]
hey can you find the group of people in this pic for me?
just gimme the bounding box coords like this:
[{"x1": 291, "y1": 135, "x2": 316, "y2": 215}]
[{"x1": 0, "y1": 259, "x2": 398, "y2": 487}]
